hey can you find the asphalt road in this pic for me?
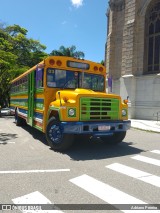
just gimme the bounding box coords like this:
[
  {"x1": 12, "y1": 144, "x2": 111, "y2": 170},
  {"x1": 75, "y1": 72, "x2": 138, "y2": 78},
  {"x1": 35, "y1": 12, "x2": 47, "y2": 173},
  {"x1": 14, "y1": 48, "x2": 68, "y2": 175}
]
[{"x1": 0, "y1": 116, "x2": 160, "y2": 213}]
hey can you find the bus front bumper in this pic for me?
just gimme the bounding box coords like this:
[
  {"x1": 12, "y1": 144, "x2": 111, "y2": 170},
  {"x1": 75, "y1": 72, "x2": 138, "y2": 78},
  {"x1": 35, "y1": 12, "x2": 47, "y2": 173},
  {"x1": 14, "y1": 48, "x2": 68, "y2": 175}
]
[{"x1": 61, "y1": 120, "x2": 131, "y2": 136}]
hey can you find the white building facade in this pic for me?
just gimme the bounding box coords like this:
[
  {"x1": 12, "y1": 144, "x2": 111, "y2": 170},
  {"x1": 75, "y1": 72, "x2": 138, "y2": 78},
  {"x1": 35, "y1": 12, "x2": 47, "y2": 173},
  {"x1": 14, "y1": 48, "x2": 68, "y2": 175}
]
[{"x1": 106, "y1": 0, "x2": 160, "y2": 120}]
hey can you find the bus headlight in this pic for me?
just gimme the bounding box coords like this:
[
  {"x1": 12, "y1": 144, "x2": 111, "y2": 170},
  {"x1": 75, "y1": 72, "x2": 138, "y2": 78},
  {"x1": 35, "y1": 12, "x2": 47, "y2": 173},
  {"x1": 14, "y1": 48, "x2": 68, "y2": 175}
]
[
  {"x1": 68, "y1": 108, "x2": 76, "y2": 117},
  {"x1": 122, "y1": 109, "x2": 127, "y2": 116}
]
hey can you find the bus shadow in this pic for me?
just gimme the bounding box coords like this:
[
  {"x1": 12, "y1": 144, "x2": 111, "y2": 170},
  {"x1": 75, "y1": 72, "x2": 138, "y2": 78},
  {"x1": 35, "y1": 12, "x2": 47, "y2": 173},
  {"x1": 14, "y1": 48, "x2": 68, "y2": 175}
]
[
  {"x1": 64, "y1": 138, "x2": 144, "y2": 161},
  {"x1": 19, "y1": 124, "x2": 49, "y2": 146},
  {"x1": 17, "y1": 123, "x2": 144, "y2": 161}
]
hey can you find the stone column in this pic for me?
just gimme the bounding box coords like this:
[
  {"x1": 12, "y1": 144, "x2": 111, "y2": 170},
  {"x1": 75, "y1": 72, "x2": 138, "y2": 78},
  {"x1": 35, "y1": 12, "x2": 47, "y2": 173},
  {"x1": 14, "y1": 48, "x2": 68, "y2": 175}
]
[{"x1": 118, "y1": 0, "x2": 137, "y2": 118}]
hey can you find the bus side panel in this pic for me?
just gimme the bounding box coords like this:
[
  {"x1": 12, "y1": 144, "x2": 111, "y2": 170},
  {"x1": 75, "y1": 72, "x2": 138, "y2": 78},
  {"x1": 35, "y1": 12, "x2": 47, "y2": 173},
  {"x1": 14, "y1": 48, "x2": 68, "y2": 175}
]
[
  {"x1": 10, "y1": 93, "x2": 28, "y2": 120},
  {"x1": 33, "y1": 88, "x2": 44, "y2": 132},
  {"x1": 42, "y1": 88, "x2": 58, "y2": 133},
  {"x1": 28, "y1": 72, "x2": 35, "y2": 126}
]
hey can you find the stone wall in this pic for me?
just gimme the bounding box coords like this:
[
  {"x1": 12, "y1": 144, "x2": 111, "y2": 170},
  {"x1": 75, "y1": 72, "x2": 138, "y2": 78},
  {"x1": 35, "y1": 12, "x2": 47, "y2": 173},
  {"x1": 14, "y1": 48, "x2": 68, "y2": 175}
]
[
  {"x1": 106, "y1": 0, "x2": 160, "y2": 120},
  {"x1": 112, "y1": 75, "x2": 160, "y2": 120}
]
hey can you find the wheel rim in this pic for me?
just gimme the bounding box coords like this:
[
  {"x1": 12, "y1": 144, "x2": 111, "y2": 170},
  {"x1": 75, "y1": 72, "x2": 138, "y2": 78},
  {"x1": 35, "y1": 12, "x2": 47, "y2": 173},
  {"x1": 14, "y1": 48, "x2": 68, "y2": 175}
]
[{"x1": 48, "y1": 123, "x2": 63, "y2": 144}]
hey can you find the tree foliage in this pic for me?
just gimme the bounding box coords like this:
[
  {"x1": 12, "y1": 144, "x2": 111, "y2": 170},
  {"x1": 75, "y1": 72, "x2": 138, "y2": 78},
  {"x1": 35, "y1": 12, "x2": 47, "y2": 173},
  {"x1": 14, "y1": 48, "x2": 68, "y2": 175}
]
[
  {"x1": 50, "y1": 45, "x2": 85, "y2": 59},
  {"x1": 100, "y1": 60, "x2": 105, "y2": 66},
  {"x1": 0, "y1": 24, "x2": 87, "y2": 107},
  {"x1": 0, "y1": 23, "x2": 47, "y2": 107}
]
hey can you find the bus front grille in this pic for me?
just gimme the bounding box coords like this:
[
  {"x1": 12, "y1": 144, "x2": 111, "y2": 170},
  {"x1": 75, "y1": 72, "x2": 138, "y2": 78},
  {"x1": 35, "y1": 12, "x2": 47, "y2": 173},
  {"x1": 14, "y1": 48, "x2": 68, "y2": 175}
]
[{"x1": 80, "y1": 97, "x2": 120, "y2": 121}]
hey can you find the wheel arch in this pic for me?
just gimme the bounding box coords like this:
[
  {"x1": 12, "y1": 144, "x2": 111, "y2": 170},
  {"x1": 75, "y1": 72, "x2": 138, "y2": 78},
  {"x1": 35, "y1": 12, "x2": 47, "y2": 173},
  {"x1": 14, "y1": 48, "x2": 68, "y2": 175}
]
[{"x1": 48, "y1": 109, "x2": 60, "y2": 122}]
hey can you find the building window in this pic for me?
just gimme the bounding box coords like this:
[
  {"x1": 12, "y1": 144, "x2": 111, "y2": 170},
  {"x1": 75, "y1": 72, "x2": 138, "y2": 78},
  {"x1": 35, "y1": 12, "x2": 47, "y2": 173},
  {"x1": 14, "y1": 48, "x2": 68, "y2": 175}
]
[{"x1": 146, "y1": 1, "x2": 160, "y2": 73}]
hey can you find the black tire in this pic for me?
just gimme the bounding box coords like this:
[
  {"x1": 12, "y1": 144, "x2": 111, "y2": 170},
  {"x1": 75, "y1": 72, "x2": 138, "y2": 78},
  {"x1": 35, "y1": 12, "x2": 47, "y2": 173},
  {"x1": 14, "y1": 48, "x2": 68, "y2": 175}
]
[
  {"x1": 100, "y1": 131, "x2": 126, "y2": 144},
  {"x1": 46, "y1": 117, "x2": 74, "y2": 151}
]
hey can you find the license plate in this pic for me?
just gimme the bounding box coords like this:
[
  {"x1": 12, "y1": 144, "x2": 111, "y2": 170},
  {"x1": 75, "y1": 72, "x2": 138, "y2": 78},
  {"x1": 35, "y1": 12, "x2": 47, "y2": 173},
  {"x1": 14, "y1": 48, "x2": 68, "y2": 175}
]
[{"x1": 98, "y1": 125, "x2": 110, "y2": 131}]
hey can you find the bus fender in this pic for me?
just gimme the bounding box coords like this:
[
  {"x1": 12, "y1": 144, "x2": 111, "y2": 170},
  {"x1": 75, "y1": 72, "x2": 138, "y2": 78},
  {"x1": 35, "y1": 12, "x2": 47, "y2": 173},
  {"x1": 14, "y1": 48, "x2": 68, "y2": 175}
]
[{"x1": 48, "y1": 109, "x2": 60, "y2": 122}]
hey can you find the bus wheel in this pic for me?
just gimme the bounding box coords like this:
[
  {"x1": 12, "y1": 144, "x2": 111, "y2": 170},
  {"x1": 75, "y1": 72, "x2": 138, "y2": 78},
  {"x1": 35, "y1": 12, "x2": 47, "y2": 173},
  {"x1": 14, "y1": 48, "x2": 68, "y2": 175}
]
[
  {"x1": 46, "y1": 117, "x2": 74, "y2": 151},
  {"x1": 100, "y1": 131, "x2": 126, "y2": 145}
]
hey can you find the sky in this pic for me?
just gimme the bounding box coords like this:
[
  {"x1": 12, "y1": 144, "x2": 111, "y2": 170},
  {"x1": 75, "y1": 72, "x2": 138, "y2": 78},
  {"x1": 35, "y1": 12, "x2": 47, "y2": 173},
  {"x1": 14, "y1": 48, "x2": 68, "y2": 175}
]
[{"x1": 0, "y1": 0, "x2": 109, "y2": 63}]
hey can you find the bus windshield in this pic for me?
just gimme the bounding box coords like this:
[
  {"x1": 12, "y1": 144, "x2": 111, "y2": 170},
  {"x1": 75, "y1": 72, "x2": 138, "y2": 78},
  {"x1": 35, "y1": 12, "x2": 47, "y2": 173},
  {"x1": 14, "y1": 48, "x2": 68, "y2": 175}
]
[{"x1": 47, "y1": 68, "x2": 105, "y2": 92}]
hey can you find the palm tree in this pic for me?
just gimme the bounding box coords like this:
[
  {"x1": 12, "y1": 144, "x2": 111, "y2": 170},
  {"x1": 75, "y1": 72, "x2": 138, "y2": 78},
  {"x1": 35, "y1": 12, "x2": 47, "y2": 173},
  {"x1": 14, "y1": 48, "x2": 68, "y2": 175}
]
[{"x1": 50, "y1": 45, "x2": 85, "y2": 59}]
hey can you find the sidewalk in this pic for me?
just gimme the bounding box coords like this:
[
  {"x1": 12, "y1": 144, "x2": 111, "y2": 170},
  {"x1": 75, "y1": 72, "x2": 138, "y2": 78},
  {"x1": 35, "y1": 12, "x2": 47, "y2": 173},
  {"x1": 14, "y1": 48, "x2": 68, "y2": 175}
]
[{"x1": 131, "y1": 119, "x2": 160, "y2": 133}]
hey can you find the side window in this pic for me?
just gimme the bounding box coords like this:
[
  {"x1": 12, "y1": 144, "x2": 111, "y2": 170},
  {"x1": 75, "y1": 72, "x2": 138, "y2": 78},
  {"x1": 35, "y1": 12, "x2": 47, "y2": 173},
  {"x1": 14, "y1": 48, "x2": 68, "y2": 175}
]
[
  {"x1": 11, "y1": 76, "x2": 28, "y2": 94},
  {"x1": 36, "y1": 68, "x2": 44, "y2": 88}
]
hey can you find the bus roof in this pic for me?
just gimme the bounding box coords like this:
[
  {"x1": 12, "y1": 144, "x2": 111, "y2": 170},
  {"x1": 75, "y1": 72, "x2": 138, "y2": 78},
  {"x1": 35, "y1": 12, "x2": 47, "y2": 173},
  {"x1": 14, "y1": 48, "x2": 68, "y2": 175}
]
[{"x1": 11, "y1": 56, "x2": 106, "y2": 83}]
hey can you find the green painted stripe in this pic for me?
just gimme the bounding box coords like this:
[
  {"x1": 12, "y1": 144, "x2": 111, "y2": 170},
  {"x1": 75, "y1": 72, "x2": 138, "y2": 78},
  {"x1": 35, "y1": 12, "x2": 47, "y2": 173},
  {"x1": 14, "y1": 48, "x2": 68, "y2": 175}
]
[
  {"x1": 10, "y1": 98, "x2": 44, "y2": 110},
  {"x1": 34, "y1": 98, "x2": 44, "y2": 110},
  {"x1": 10, "y1": 99, "x2": 28, "y2": 107},
  {"x1": 33, "y1": 125, "x2": 43, "y2": 131},
  {"x1": 10, "y1": 91, "x2": 28, "y2": 96},
  {"x1": 35, "y1": 88, "x2": 44, "y2": 93}
]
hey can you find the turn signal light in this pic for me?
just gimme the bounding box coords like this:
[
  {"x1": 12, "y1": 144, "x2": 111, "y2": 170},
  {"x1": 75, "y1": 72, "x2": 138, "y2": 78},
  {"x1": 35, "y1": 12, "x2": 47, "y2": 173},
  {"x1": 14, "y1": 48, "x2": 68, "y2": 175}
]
[
  {"x1": 99, "y1": 67, "x2": 103, "y2": 72},
  {"x1": 94, "y1": 66, "x2": 98, "y2": 71},
  {"x1": 56, "y1": 60, "x2": 62, "y2": 66},
  {"x1": 49, "y1": 59, "x2": 55, "y2": 65}
]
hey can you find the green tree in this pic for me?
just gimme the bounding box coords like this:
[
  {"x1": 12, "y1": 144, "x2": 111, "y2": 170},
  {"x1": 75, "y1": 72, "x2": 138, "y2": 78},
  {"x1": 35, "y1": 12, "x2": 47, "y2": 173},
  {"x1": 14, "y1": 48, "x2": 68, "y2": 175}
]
[
  {"x1": 0, "y1": 26, "x2": 17, "y2": 106},
  {"x1": 100, "y1": 60, "x2": 105, "y2": 66},
  {"x1": 0, "y1": 23, "x2": 48, "y2": 106},
  {"x1": 50, "y1": 45, "x2": 85, "y2": 59},
  {"x1": 5, "y1": 25, "x2": 47, "y2": 67}
]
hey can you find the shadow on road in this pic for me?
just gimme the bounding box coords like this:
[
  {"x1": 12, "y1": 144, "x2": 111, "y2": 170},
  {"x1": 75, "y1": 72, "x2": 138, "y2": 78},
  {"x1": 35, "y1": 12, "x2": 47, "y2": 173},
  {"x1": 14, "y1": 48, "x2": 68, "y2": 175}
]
[
  {"x1": 21, "y1": 124, "x2": 144, "y2": 160},
  {"x1": 0, "y1": 117, "x2": 18, "y2": 145},
  {"x1": 2, "y1": 117, "x2": 144, "y2": 160},
  {"x1": 64, "y1": 138, "x2": 144, "y2": 161},
  {"x1": 0, "y1": 116, "x2": 48, "y2": 146},
  {"x1": 0, "y1": 133, "x2": 18, "y2": 144},
  {"x1": 20, "y1": 124, "x2": 49, "y2": 146}
]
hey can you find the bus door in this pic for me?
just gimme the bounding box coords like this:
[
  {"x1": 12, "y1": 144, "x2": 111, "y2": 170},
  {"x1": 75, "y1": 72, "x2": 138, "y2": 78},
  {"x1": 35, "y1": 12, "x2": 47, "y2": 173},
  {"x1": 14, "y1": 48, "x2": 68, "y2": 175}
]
[{"x1": 28, "y1": 72, "x2": 35, "y2": 126}]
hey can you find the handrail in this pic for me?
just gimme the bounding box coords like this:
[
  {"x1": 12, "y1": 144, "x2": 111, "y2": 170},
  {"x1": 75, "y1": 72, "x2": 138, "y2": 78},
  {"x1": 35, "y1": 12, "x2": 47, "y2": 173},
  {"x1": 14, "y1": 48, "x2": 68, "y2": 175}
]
[{"x1": 153, "y1": 111, "x2": 160, "y2": 122}]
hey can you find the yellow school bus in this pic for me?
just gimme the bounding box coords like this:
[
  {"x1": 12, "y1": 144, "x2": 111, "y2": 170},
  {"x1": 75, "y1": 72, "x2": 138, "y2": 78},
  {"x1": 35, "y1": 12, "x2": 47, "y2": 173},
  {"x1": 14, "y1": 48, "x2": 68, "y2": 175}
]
[{"x1": 10, "y1": 56, "x2": 131, "y2": 151}]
